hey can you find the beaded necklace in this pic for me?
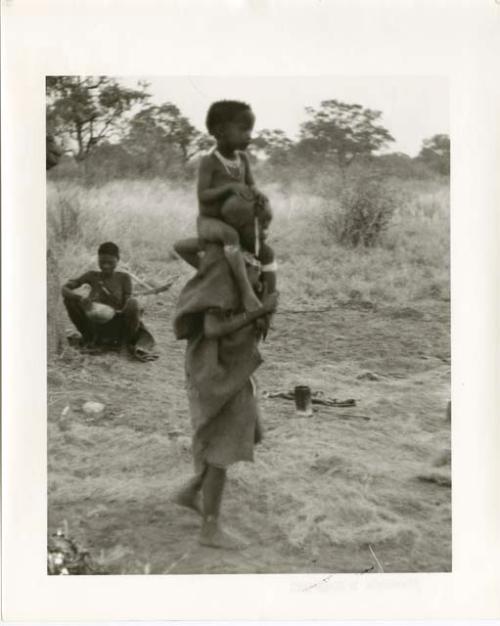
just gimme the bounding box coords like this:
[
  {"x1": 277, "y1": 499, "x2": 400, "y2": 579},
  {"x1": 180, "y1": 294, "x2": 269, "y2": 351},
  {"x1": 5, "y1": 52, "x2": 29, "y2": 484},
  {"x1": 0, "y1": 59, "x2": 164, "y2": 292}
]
[{"x1": 213, "y1": 149, "x2": 242, "y2": 180}]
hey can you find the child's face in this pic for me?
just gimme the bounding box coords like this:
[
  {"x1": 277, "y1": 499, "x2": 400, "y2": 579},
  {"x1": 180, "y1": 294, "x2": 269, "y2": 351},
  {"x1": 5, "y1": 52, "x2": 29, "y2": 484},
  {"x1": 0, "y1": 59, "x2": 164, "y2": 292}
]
[
  {"x1": 98, "y1": 253, "x2": 118, "y2": 276},
  {"x1": 219, "y1": 110, "x2": 255, "y2": 151}
]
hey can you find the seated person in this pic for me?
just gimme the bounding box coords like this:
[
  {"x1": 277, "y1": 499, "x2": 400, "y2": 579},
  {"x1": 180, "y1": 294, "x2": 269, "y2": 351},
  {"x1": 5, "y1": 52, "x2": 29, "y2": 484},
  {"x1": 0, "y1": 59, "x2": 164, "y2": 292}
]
[{"x1": 61, "y1": 241, "x2": 156, "y2": 360}]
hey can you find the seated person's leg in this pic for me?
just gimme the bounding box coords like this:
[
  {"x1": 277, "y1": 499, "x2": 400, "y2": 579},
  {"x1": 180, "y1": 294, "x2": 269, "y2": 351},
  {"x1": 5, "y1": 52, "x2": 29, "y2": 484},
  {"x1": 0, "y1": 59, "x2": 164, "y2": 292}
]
[
  {"x1": 121, "y1": 297, "x2": 141, "y2": 345},
  {"x1": 62, "y1": 296, "x2": 95, "y2": 344}
]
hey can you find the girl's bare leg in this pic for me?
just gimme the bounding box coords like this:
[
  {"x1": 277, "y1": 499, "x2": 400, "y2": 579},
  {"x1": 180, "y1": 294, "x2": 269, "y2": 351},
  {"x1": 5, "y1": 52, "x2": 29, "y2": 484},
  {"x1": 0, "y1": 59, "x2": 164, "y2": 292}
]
[
  {"x1": 172, "y1": 474, "x2": 203, "y2": 514},
  {"x1": 199, "y1": 465, "x2": 246, "y2": 549}
]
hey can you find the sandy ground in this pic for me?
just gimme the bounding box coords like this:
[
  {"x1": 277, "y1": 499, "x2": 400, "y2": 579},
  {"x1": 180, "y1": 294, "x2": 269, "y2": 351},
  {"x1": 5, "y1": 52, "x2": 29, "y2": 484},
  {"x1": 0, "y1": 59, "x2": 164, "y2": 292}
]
[{"x1": 48, "y1": 293, "x2": 451, "y2": 574}]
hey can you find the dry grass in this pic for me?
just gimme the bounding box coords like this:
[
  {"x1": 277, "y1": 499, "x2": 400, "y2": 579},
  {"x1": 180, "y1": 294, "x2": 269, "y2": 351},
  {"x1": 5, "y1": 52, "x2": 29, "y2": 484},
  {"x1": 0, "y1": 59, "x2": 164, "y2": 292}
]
[
  {"x1": 47, "y1": 174, "x2": 451, "y2": 574},
  {"x1": 47, "y1": 177, "x2": 449, "y2": 308}
]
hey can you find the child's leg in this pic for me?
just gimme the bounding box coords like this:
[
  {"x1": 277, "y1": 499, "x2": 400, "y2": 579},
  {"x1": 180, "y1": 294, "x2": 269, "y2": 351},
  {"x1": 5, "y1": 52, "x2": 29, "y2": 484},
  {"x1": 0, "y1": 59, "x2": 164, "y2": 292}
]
[
  {"x1": 197, "y1": 216, "x2": 262, "y2": 312},
  {"x1": 174, "y1": 238, "x2": 203, "y2": 269},
  {"x1": 199, "y1": 464, "x2": 246, "y2": 549}
]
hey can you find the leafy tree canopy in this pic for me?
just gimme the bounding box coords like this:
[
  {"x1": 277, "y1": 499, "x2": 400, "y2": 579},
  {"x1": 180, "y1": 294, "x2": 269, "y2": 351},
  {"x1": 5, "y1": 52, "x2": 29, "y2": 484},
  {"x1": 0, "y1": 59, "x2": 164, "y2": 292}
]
[
  {"x1": 417, "y1": 134, "x2": 450, "y2": 175},
  {"x1": 297, "y1": 99, "x2": 394, "y2": 168},
  {"x1": 124, "y1": 103, "x2": 213, "y2": 164},
  {"x1": 46, "y1": 76, "x2": 149, "y2": 161}
]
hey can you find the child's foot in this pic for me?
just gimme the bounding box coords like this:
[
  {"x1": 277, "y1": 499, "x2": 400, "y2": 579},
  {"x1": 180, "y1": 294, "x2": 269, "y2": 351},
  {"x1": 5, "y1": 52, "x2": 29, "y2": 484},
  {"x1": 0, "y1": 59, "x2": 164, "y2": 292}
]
[
  {"x1": 171, "y1": 485, "x2": 203, "y2": 515},
  {"x1": 242, "y1": 291, "x2": 263, "y2": 313},
  {"x1": 199, "y1": 520, "x2": 248, "y2": 550}
]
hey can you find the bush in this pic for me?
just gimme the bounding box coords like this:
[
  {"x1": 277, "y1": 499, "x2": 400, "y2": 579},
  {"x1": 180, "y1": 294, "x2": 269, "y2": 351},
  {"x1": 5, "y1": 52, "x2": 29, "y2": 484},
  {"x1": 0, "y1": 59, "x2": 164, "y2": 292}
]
[{"x1": 326, "y1": 175, "x2": 399, "y2": 247}]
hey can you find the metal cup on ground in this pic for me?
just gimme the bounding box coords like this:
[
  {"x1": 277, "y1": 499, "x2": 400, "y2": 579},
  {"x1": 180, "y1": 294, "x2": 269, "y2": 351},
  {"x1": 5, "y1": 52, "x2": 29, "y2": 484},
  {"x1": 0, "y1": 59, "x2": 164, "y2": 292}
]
[{"x1": 294, "y1": 385, "x2": 313, "y2": 417}]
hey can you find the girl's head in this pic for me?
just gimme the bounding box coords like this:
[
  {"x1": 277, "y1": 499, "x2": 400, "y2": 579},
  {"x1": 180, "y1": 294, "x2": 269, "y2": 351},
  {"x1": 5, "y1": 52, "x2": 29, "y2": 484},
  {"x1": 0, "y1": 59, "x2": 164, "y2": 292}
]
[
  {"x1": 98, "y1": 241, "x2": 119, "y2": 276},
  {"x1": 206, "y1": 100, "x2": 255, "y2": 151}
]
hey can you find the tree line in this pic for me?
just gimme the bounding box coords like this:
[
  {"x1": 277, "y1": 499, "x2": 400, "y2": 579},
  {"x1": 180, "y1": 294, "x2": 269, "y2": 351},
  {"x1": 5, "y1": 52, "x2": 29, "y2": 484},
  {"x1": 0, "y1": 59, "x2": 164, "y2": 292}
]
[{"x1": 46, "y1": 76, "x2": 450, "y2": 183}]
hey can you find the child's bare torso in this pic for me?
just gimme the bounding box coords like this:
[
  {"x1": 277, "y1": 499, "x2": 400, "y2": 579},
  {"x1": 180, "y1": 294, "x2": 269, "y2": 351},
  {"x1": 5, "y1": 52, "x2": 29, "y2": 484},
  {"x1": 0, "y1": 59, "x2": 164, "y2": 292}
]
[{"x1": 198, "y1": 151, "x2": 249, "y2": 218}]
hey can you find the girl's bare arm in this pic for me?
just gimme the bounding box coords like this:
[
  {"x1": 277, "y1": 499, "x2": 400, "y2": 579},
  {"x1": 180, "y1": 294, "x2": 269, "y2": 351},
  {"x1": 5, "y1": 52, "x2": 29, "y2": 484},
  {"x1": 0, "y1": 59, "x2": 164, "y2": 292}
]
[{"x1": 204, "y1": 293, "x2": 278, "y2": 339}]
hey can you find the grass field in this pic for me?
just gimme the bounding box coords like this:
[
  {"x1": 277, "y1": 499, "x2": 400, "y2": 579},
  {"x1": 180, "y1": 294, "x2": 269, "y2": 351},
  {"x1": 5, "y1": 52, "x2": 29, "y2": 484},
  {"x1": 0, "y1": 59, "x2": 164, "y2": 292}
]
[{"x1": 47, "y1": 176, "x2": 451, "y2": 574}]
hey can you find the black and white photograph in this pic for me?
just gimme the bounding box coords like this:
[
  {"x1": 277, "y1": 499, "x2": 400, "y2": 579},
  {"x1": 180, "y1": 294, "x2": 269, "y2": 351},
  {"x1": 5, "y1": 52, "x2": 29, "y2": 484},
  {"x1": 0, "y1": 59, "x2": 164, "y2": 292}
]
[
  {"x1": 3, "y1": 0, "x2": 500, "y2": 621},
  {"x1": 46, "y1": 75, "x2": 451, "y2": 575}
]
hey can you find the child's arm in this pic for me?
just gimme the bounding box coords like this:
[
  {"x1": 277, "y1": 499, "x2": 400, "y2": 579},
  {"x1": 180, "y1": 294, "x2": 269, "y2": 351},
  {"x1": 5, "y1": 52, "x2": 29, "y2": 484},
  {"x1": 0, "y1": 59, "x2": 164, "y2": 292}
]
[
  {"x1": 204, "y1": 292, "x2": 278, "y2": 339},
  {"x1": 197, "y1": 155, "x2": 245, "y2": 210}
]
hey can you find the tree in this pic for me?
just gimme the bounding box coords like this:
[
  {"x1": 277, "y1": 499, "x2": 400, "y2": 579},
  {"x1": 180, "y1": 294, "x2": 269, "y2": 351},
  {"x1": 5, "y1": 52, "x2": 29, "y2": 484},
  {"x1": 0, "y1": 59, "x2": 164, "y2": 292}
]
[
  {"x1": 251, "y1": 129, "x2": 294, "y2": 164},
  {"x1": 46, "y1": 76, "x2": 149, "y2": 161},
  {"x1": 46, "y1": 134, "x2": 64, "y2": 358},
  {"x1": 124, "y1": 103, "x2": 212, "y2": 174},
  {"x1": 417, "y1": 134, "x2": 450, "y2": 176},
  {"x1": 297, "y1": 99, "x2": 394, "y2": 169}
]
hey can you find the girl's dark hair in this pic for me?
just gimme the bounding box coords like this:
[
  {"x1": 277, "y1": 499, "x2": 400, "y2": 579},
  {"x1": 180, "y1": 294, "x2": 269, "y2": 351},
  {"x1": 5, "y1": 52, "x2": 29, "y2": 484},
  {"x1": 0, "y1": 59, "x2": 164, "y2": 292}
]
[
  {"x1": 205, "y1": 100, "x2": 252, "y2": 135},
  {"x1": 98, "y1": 241, "x2": 120, "y2": 258}
]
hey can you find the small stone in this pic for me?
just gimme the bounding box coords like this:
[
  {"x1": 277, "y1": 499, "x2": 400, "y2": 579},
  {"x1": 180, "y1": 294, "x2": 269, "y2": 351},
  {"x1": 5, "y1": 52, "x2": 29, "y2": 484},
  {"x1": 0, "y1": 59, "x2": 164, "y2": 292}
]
[
  {"x1": 168, "y1": 429, "x2": 185, "y2": 439},
  {"x1": 82, "y1": 401, "x2": 105, "y2": 416},
  {"x1": 58, "y1": 405, "x2": 71, "y2": 431},
  {"x1": 357, "y1": 371, "x2": 380, "y2": 381},
  {"x1": 177, "y1": 436, "x2": 191, "y2": 451}
]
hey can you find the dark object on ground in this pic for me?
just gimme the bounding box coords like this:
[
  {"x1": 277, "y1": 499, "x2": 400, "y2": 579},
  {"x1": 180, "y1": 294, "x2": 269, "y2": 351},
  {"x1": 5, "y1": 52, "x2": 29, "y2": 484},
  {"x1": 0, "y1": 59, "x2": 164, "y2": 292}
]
[
  {"x1": 264, "y1": 390, "x2": 356, "y2": 408},
  {"x1": 294, "y1": 385, "x2": 313, "y2": 416},
  {"x1": 417, "y1": 472, "x2": 451, "y2": 488},
  {"x1": 446, "y1": 400, "x2": 451, "y2": 422}
]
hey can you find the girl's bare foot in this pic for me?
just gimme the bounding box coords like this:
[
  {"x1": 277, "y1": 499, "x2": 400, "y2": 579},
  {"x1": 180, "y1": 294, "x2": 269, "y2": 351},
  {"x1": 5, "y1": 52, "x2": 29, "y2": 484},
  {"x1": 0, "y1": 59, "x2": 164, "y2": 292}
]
[
  {"x1": 172, "y1": 485, "x2": 202, "y2": 515},
  {"x1": 199, "y1": 519, "x2": 248, "y2": 550}
]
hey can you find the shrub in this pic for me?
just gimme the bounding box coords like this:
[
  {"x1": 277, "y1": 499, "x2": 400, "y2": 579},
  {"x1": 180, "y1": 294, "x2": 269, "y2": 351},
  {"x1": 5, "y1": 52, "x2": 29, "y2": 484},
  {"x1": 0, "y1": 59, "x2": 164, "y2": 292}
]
[{"x1": 326, "y1": 175, "x2": 399, "y2": 247}]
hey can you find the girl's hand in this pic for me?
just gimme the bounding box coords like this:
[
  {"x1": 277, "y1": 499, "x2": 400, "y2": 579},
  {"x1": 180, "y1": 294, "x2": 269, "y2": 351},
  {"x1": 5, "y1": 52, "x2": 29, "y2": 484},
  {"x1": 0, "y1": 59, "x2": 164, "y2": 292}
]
[{"x1": 255, "y1": 314, "x2": 272, "y2": 341}]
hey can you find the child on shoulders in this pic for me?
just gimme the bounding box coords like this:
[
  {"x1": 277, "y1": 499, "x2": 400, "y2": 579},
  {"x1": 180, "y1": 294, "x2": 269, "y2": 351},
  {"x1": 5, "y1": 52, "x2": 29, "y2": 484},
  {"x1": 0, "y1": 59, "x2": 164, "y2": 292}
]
[{"x1": 193, "y1": 100, "x2": 277, "y2": 308}]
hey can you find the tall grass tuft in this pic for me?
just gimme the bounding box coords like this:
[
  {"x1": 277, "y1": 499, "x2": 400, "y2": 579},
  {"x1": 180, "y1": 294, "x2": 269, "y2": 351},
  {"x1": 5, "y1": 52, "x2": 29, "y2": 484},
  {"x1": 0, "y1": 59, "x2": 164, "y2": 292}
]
[{"x1": 325, "y1": 176, "x2": 399, "y2": 248}]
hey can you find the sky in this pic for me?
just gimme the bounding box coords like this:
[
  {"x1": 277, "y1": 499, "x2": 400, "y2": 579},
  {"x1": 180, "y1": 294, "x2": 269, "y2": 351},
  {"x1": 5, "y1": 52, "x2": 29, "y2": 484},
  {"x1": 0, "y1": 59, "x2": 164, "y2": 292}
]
[{"x1": 120, "y1": 76, "x2": 448, "y2": 157}]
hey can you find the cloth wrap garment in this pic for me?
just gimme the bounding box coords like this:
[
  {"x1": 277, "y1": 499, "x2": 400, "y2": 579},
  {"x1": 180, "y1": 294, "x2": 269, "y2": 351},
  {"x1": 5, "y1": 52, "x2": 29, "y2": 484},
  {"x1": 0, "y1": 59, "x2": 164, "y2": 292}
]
[{"x1": 174, "y1": 244, "x2": 263, "y2": 475}]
